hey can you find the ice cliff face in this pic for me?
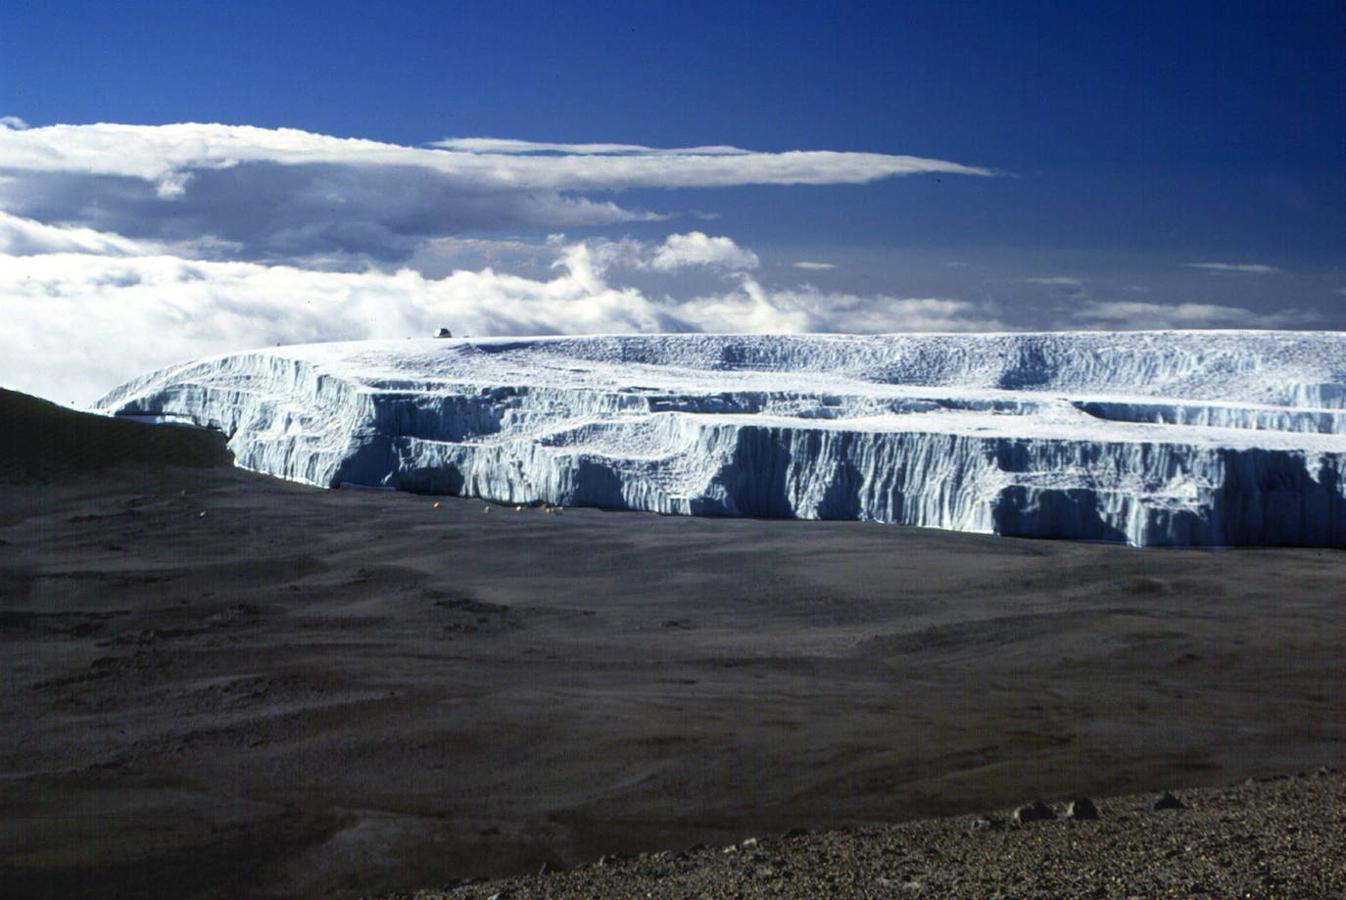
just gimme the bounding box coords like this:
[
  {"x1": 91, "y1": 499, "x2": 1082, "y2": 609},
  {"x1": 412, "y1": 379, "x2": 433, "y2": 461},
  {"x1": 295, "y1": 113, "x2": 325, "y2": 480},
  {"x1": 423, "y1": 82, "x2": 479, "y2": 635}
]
[{"x1": 97, "y1": 332, "x2": 1346, "y2": 547}]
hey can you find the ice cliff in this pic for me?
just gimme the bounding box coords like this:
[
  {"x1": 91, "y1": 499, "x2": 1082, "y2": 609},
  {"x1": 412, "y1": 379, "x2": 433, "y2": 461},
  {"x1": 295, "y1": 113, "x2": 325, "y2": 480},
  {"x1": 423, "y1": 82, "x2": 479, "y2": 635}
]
[{"x1": 96, "y1": 332, "x2": 1346, "y2": 547}]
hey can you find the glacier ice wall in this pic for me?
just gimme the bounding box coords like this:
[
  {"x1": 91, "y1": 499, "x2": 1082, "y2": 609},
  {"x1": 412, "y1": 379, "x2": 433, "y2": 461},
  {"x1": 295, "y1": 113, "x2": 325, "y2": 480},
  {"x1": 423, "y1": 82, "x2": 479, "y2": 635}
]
[{"x1": 96, "y1": 332, "x2": 1346, "y2": 547}]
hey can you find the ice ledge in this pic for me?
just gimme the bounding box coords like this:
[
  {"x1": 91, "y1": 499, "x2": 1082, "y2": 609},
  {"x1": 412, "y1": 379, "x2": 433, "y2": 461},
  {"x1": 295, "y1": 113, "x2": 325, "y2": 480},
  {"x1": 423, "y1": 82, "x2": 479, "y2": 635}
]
[{"x1": 97, "y1": 332, "x2": 1346, "y2": 547}]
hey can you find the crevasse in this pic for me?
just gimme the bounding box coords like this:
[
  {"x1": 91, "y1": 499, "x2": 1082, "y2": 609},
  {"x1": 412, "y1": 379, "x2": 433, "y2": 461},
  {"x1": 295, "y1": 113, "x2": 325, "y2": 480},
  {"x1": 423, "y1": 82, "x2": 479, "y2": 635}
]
[{"x1": 96, "y1": 331, "x2": 1346, "y2": 547}]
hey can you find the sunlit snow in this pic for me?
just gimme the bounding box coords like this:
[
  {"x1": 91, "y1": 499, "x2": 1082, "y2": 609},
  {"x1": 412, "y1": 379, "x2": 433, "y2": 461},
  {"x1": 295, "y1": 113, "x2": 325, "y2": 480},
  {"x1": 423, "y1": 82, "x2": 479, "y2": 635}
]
[{"x1": 98, "y1": 331, "x2": 1346, "y2": 547}]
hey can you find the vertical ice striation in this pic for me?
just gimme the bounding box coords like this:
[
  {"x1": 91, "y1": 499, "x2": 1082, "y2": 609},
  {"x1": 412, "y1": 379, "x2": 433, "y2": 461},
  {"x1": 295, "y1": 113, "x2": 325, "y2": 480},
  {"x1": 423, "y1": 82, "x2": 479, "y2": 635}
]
[{"x1": 96, "y1": 331, "x2": 1346, "y2": 546}]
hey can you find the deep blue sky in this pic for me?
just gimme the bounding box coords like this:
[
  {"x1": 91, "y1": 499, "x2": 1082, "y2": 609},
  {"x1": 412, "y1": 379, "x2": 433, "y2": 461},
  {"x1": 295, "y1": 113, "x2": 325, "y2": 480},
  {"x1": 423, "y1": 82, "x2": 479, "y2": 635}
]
[
  {"x1": 2, "y1": 0, "x2": 1344, "y2": 304},
  {"x1": 5, "y1": 1, "x2": 1343, "y2": 164}
]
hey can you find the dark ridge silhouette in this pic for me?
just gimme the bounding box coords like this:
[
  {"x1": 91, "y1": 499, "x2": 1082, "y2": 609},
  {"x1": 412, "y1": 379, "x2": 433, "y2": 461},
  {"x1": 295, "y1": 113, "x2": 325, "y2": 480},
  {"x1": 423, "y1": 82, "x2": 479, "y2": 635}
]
[{"x1": 0, "y1": 388, "x2": 232, "y2": 480}]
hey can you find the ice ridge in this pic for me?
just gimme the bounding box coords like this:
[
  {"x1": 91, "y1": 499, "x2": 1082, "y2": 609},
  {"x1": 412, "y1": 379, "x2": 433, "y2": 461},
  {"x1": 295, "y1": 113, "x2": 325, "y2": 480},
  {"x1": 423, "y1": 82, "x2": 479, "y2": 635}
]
[{"x1": 96, "y1": 331, "x2": 1346, "y2": 547}]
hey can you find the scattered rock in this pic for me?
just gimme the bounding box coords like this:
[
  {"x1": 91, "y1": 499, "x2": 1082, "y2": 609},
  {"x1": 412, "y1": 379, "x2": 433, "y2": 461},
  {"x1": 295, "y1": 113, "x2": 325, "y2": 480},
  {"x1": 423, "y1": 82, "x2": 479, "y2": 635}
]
[
  {"x1": 1066, "y1": 797, "x2": 1100, "y2": 820},
  {"x1": 537, "y1": 858, "x2": 565, "y2": 876},
  {"x1": 740, "y1": 836, "x2": 760, "y2": 849},
  {"x1": 1153, "y1": 791, "x2": 1186, "y2": 811},
  {"x1": 1013, "y1": 800, "x2": 1057, "y2": 825}
]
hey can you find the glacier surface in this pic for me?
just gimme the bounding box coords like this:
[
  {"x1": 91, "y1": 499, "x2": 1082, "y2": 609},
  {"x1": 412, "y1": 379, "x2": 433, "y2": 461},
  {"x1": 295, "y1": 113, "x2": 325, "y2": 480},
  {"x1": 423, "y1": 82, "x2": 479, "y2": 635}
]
[{"x1": 96, "y1": 332, "x2": 1346, "y2": 547}]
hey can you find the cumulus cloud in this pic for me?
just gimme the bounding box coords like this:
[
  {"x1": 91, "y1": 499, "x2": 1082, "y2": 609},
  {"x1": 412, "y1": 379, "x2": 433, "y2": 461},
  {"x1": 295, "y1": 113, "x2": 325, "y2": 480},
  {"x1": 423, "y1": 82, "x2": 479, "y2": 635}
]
[
  {"x1": 650, "y1": 232, "x2": 759, "y2": 271},
  {"x1": 678, "y1": 277, "x2": 1004, "y2": 334},
  {"x1": 1072, "y1": 300, "x2": 1319, "y2": 330},
  {"x1": 0, "y1": 123, "x2": 992, "y2": 265},
  {"x1": 562, "y1": 232, "x2": 758, "y2": 274},
  {"x1": 0, "y1": 240, "x2": 1000, "y2": 404},
  {"x1": 0, "y1": 210, "x2": 152, "y2": 256},
  {"x1": 1185, "y1": 262, "x2": 1282, "y2": 274},
  {"x1": 0, "y1": 116, "x2": 28, "y2": 130},
  {"x1": 792, "y1": 261, "x2": 836, "y2": 270}
]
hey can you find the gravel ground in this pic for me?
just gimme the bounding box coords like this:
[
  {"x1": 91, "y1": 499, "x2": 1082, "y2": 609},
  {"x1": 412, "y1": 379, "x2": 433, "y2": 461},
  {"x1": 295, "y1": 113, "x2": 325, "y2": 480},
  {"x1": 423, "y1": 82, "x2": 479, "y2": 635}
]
[
  {"x1": 398, "y1": 771, "x2": 1346, "y2": 899},
  {"x1": 5, "y1": 389, "x2": 1344, "y2": 898}
]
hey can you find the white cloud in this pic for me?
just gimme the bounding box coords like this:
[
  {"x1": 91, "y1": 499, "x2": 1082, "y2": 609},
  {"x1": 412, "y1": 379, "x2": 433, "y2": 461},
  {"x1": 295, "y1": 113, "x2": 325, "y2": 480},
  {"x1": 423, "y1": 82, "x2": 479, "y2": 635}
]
[
  {"x1": 0, "y1": 116, "x2": 28, "y2": 130},
  {"x1": 1024, "y1": 275, "x2": 1088, "y2": 299},
  {"x1": 432, "y1": 138, "x2": 749, "y2": 156},
  {"x1": 650, "y1": 232, "x2": 759, "y2": 271},
  {"x1": 1185, "y1": 262, "x2": 1282, "y2": 274},
  {"x1": 1072, "y1": 300, "x2": 1319, "y2": 330},
  {"x1": 550, "y1": 232, "x2": 758, "y2": 274},
  {"x1": 792, "y1": 261, "x2": 836, "y2": 270},
  {"x1": 678, "y1": 278, "x2": 1005, "y2": 334},
  {"x1": 0, "y1": 243, "x2": 1002, "y2": 405},
  {"x1": 0, "y1": 123, "x2": 991, "y2": 265},
  {"x1": 0, "y1": 211, "x2": 152, "y2": 256},
  {"x1": 2, "y1": 213, "x2": 1320, "y2": 406},
  {"x1": 0, "y1": 123, "x2": 993, "y2": 186}
]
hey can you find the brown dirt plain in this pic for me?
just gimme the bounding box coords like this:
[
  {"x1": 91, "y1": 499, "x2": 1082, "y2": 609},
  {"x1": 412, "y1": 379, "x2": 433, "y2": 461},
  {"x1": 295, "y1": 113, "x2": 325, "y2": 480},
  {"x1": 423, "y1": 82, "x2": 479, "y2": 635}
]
[{"x1": 1, "y1": 389, "x2": 1343, "y2": 897}]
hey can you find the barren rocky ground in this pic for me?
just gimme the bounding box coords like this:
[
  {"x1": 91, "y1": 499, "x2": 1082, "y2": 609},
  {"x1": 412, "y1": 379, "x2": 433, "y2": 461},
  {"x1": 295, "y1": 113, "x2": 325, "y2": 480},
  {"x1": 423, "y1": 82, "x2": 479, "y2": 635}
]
[
  {"x1": 2, "y1": 391, "x2": 1343, "y2": 898},
  {"x1": 402, "y1": 772, "x2": 1346, "y2": 899}
]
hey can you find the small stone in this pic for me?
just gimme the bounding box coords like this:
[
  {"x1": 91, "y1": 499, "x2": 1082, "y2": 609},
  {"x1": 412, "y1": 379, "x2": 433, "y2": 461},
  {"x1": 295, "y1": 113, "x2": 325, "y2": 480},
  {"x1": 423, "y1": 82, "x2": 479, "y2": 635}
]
[
  {"x1": 1066, "y1": 797, "x2": 1100, "y2": 820},
  {"x1": 432, "y1": 501, "x2": 442, "y2": 509},
  {"x1": 1153, "y1": 791, "x2": 1186, "y2": 811},
  {"x1": 537, "y1": 858, "x2": 564, "y2": 875},
  {"x1": 722, "y1": 843, "x2": 740, "y2": 854},
  {"x1": 740, "y1": 837, "x2": 760, "y2": 849},
  {"x1": 1012, "y1": 800, "x2": 1056, "y2": 825},
  {"x1": 970, "y1": 816, "x2": 1001, "y2": 831}
]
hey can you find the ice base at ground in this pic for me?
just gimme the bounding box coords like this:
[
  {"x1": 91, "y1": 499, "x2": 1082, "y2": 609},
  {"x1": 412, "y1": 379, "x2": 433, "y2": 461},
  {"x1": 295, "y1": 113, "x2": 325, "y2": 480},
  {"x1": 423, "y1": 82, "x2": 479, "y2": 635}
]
[{"x1": 97, "y1": 332, "x2": 1346, "y2": 546}]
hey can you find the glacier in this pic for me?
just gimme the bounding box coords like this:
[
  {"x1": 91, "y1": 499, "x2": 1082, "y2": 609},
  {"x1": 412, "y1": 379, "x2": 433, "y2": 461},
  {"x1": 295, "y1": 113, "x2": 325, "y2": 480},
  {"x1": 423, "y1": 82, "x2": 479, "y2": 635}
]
[{"x1": 95, "y1": 332, "x2": 1346, "y2": 547}]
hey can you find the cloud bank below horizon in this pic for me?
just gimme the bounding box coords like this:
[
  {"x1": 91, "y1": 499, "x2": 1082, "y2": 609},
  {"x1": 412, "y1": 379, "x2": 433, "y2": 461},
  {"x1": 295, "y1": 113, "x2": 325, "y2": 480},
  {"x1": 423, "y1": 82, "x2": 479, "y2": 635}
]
[{"x1": 0, "y1": 121, "x2": 1322, "y2": 405}]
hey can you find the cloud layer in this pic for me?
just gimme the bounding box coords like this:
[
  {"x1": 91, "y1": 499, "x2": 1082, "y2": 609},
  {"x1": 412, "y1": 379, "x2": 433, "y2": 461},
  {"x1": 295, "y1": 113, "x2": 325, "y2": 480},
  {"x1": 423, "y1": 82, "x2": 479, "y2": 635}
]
[
  {"x1": 0, "y1": 235, "x2": 999, "y2": 404},
  {"x1": 1185, "y1": 262, "x2": 1282, "y2": 275},
  {"x1": 0, "y1": 123, "x2": 991, "y2": 265},
  {"x1": 0, "y1": 121, "x2": 1322, "y2": 407},
  {"x1": 1071, "y1": 300, "x2": 1319, "y2": 330}
]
